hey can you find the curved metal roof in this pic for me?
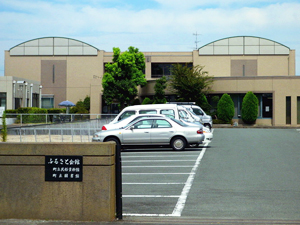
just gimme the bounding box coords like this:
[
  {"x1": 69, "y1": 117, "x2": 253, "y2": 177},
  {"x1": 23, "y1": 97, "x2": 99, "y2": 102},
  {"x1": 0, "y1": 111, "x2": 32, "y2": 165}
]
[
  {"x1": 198, "y1": 36, "x2": 290, "y2": 55},
  {"x1": 10, "y1": 37, "x2": 99, "y2": 56}
]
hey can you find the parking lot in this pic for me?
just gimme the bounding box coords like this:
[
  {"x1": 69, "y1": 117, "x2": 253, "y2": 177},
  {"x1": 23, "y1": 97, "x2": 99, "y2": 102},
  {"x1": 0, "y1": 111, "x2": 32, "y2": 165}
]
[
  {"x1": 122, "y1": 143, "x2": 209, "y2": 217},
  {"x1": 121, "y1": 128, "x2": 300, "y2": 222}
]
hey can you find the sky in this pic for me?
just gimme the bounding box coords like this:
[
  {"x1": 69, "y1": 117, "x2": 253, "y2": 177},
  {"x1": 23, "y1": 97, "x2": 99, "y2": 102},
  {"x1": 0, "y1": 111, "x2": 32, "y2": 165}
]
[{"x1": 0, "y1": 0, "x2": 300, "y2": 76}]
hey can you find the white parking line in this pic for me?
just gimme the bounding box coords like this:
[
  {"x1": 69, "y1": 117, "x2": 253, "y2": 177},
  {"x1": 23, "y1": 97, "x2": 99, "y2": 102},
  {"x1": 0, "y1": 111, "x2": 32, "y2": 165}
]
[
  {"x1": 123, "y1": 173, "x2": 192, "y2": 175},
  {"x1": 122, "y1": 155, "x2": 199, "y2": 158},
  {"x1": 123, "y1": 166, "x2": 193, "y2": 168},
  {"x1": 171, "y1": 142, "x2": 208, "y2": 217},
  {"x1": 123, "y1": 195, "x2": 180, "y2": 198},
  {"x1": 122, "y1": 159, "x2": 196, "y2": 162},
  {"x1": 124, "y1": 142, "x2": 209, "y2": 217},
  {"x1": 123, "y1": 183, "x2": 185, "y2": 185}
]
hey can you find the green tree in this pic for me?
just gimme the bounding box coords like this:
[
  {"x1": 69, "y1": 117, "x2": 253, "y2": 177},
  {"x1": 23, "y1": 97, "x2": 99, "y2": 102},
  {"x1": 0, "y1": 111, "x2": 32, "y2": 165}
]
[
  {"x1": 242, "y1": 91, "x2": 258, "y2": 124},
  {"x1": 83, "y1": 96, "x2": 90, "y2": 112},
  {"x1": 217, "y1": 93, "x2": 234, "y2": 123},
  {"x1": 1, "y1": 111, "x2": 7, "y2": 142},
  {"x1": 70, "y1": 100, "x2": 88, "y2": 114},
  {"x1": 153, "y1": 76, "x2": 167, "y2": 104},
  {"x1": 169, "y1": 64, "x2": 214, "y2": 108},
  {"x1": 102, "y1": 46, "x2": 147, "y2": 110},
  {"x1": 142, "y1": 97, "x2": 152, "y2": 104}
]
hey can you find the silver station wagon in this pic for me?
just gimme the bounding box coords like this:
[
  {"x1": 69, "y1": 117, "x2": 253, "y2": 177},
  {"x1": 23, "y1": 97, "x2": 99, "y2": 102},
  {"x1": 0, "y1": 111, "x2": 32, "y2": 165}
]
[{"x1": 92, "y1": 117, "x2": 205, "y2": 151}]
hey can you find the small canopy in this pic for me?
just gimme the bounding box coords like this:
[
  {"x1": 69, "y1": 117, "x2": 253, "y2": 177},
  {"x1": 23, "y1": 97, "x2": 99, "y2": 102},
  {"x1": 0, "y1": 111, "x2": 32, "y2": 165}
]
[
  {"x1": 58, "y1": 100, "x2": 75, "y2": 107},
  {"x1": 58, "y1": 100, "x2": 75, "y2": 114}
]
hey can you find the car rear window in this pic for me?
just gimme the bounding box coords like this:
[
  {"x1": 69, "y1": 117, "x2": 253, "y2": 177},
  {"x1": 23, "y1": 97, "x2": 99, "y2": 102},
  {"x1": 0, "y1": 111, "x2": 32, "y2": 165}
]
[{"x1": 170, "y1": 118, "x2": 189, "y2": 127}]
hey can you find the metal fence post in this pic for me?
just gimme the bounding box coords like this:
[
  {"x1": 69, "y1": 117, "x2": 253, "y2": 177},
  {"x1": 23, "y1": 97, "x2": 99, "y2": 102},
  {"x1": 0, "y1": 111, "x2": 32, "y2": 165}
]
[{"x1": 115, "y1": 144, "x2": 122, "y2": 220}]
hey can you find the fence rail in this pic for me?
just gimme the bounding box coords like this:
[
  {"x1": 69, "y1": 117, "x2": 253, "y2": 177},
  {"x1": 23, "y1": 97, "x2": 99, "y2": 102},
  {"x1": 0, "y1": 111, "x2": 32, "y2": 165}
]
[
  {"x1": 5, "y1": 113, "x2": 117, "y2": 126},
  {"x1": 5, "y1": 113, "x2": 118, "y2": 143}
]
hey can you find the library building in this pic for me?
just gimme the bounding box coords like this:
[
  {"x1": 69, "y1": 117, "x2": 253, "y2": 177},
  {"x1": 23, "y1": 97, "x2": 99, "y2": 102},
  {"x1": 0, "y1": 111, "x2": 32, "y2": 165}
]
[{"x1": 2, "y1": 35, "x2": 300, "y2": 126}]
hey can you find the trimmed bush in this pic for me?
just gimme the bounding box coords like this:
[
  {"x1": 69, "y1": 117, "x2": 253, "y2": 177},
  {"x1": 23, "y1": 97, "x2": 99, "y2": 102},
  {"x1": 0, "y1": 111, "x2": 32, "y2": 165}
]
[
  {"x1": 242, "y1": 91, "x2": 258, "y2": 124},
  {"x1": 16, "y1": 107, "x2": 47, "y2": 123},
  {"x1": 5, "y1": 109, "x2": 17, "y2": 118},
  {"x1": 217, "y1": 93, "x2": 234, "y2": 123},
  {"x1": 142, "y1": 97, "x2": 152, "y2": 104},
  {"x1": 47, "y1": 108, "x2": 65, "y2": 114},
  {"x1": 1, "y1": 111, "x2": 7, "y2": 142}
]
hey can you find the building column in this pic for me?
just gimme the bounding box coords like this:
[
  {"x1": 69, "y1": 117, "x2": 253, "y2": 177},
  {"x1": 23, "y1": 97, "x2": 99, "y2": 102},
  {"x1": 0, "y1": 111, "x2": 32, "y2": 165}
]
[
  {"x1": 30, "y1": 84, "x2": 33, "y2": 107},
  {"x1": 39, "y1": 85, "x2": 43, "y2": 108},
  {"x1": 12, "y1": 80, "x2": 16, "y2": 110},
  {"x1": 24, "y1": 82, "x2": 28, "y2": 107}
]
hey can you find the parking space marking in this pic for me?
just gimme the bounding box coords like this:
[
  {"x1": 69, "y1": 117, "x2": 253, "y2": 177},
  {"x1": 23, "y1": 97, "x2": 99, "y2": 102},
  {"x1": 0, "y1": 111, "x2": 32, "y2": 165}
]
[
  {"x1": 123, "y1": 173, "x2": 192, "y2": 175},
  {"x1": 172, "y1": 142, "x2": 208, "y2": 217},
  {"x1": 122, "y1": 159, "x2": 196, "y2": 162},
  {"x1": 123, "y1": 142, "x2": 209, "y2": 217},
  {"x1": 123, "y1": 183, "x2": 185, "y2": 185},
  {"x1": 122, "y1": 155, "x2": 199, "y2": 158},
  {"x1": 123, "y1": 166, "x2": 193, "y2": 168},
  {"x1": 123, "y1": 195, "x2": 180, "y2": 198}
]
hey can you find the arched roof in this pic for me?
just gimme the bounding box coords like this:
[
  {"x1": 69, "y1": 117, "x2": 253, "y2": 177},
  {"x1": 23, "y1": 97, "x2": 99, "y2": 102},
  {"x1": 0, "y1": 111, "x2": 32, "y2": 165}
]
[
  {"x1": 198, "y1": 36, "x2": 290, "y2": 55},
  {"x1": 10, "y1": 37, "x2": 99, "y2": 56}
]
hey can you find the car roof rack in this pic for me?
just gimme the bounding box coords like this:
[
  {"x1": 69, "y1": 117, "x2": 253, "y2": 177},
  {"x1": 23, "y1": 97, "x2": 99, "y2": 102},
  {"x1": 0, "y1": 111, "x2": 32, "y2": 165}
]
[{"x1": 166, "y1": 102, "x2": 196, "y2": 105}]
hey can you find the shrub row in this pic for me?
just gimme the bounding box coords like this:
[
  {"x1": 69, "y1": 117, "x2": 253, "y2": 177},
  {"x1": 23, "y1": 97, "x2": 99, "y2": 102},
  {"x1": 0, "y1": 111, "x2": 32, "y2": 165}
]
[
  {"x1": 5, "y1": 107, "x2": 67, "y2": 124},
  {"x1": 216, "y1": 92, "x2": 259, "y2": 124}
]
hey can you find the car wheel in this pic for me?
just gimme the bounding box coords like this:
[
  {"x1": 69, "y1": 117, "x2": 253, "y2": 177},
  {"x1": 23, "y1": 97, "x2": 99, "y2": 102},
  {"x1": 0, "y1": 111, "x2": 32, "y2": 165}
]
[
  {"x1": 171, "y1": 137, "x2": 186, "y2": 151},
  {"x1": 105, "y1": 137, "x2": 121, "y2": 150}
]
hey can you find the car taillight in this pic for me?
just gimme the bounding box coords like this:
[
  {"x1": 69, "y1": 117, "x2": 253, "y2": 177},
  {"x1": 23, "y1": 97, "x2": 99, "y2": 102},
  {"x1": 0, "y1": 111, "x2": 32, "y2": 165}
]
[
  {"x1": 102, "y1": 126, "x2": 107, "y2": 130},
  {"x1": 197, "y1": 129, "x2": 203, "y2": 134}
]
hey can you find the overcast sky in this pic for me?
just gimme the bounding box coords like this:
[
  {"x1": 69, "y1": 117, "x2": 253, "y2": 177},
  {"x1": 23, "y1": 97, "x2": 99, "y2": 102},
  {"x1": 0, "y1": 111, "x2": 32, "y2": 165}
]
[{"x1": 0, "y1": 0, "x2": 299, "y2": 76}]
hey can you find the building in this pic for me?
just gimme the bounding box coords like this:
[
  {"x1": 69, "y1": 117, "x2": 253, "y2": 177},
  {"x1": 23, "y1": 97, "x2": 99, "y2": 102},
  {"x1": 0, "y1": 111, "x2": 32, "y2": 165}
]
[
  {"x1": 0, "y1": 76, "x2": 41, "y2": 110},
  {"x1": 2, "y1": 36, "x2": 300, "y2": 126}
]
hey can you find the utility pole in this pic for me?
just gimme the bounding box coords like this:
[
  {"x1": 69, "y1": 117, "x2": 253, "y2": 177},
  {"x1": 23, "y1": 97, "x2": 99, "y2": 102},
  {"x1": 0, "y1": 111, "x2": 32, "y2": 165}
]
[{"x1": 193, "y1": 32, "x2": 201, "y2": 50}]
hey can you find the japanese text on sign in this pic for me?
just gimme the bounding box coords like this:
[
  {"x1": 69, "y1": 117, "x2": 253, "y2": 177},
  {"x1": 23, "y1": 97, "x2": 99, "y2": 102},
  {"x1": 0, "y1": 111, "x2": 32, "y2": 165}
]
[{"x1": 45, "y1": 156, "x2": 83, "y2": 182}]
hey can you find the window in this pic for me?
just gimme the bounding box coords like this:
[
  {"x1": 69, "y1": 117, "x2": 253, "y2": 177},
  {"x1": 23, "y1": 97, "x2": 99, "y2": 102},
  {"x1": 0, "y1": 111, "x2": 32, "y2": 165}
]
[
  {"x1": 0, "y1": 93, "x2": 6, "y2": 108},
  {"x1": 286, "y1": 96, "x2": 291, "y2": 124},
  {"x1": 151, "y1": 63, "x2": 192, "y2": 78},
  {"x1": 191, "y1": 108, "x2": 204, "y2": 116},
  {"x1": 32, "y1": 94, "x2": 39, "y2": 107},
  {"x1": 118, "y1": 111, "x2": 135, "y2": 121},
  {"x1": 179, "y1": 110, "x2": 188, "y2": 119},
  {"x1": 42, "y1": 97, "x2": 54, "y2": 109},
  {"x1": 154, "y1": 119, "x2": 172, "y2": 128},
  {"x1": 133, "y1": 119, "x2": 153, "y2": 129},
  {"x1": 160, "y1": 109, "x2": 175, "y2": 118},
  {"x1": 139, "y1": 110, "x2": 157, "y2": 114}
]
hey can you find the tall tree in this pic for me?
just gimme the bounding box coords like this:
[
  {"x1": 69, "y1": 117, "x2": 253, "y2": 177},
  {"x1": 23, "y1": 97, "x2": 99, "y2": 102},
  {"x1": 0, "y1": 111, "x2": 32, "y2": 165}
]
[
  {"x1": 153, "y1": 76, "x2": 167, "y2": 104},
  {"x1": 102, "y1": 46, "x2": 147, "y2": 110},
  {"x1": 169, "y1": 64, "x2": 214, "y2": 108},
  {"x1": 241, "y1": 91, "x2": 258, "y2": 124},
  {"x1": 217, "y1": 93, "x2": 234, "y2": 123}
]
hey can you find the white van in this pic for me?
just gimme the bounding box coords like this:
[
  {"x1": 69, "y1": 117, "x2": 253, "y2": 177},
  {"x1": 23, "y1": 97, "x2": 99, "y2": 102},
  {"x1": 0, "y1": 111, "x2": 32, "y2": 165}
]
[
  {"x1": 167, "y1": 102, "x2": 213, "y2": 130},
  {"x1": 182, "y1": 105, "x2": 212, "y2": 130},
  {"x1": 110, "y1": 104, "x2": 195, "y2": 124}
]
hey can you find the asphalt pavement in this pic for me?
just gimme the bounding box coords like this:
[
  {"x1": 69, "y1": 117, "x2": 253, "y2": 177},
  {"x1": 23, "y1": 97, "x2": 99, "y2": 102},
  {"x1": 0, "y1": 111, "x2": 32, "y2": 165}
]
[{"x1": 2, "y1": 127, "x2": 300, "y2": 225}]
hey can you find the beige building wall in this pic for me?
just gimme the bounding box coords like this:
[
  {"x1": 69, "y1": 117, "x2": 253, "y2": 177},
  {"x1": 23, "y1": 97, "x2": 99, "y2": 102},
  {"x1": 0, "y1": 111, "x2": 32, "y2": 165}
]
[
  {"x1": 5, "y1": 51, "x2": 42, "y2": 81},
  {"x1": 212, "y1": 76, "x2": 300, "y2": 126},
  {"x1": 3, "y1": 36, "x2": 299, "y2": 126},
  {"x1": 0, "y1": 76, "x2": 13, "y2": 109},
  {"x1": 193, "y1": 52, "x2": 293, "y2": 77}
]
